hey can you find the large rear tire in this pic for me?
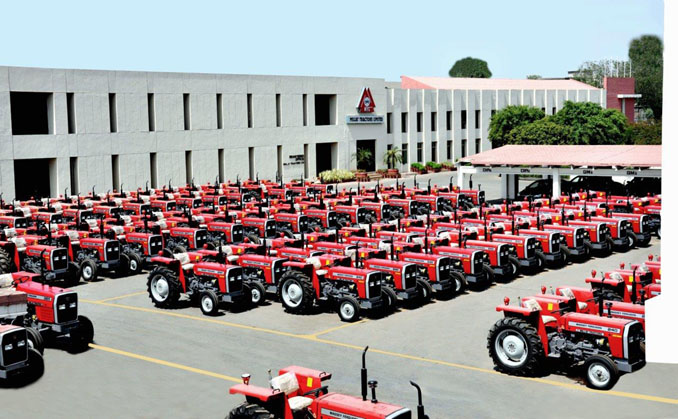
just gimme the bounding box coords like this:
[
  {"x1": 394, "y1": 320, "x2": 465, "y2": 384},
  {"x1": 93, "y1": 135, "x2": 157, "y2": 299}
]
[
  {"x1": 487, "y1": 317, "x2": 545, "y2": 376},
  {"x1": 0, "y1": 247, "x2": 12, "y2": 274},
  {"x1": 127, "y1": 252, "x2": 144, "y2": 275},
  {"x1": 584, "y1": 354, "x2": 619, "y2": 390},
  {"x1": 277, "y1": 270, "x2": 315, "y2": 314},
  {"x1": 147, "y1": 266, "x2": 181, "y2": 308},
  {"x1": 227, "y1": 402, "x2": 275, "y2": 419},
  {"x1": 560, "y1": 246, "x2": 571, "y2": 266}
]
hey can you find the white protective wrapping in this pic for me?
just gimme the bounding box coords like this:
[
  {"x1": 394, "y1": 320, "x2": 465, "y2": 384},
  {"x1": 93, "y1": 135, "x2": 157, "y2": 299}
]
[
  {"x1": 559, "y1": 288, "x2": 575, "y2": 299},
  {"x1": 10, "y1": 237, "x2": 27, "y2": 251},
  {"x1": 3, "y1": 228, "x2": 17, "y2": 238},
  {"x1": 16, "y1": 207, "x2": 31, "y2": 217},
  {"x1": 270, "y1": 372, "x2": 299, "y2": 395},
  {"x1": 220, "y1": 246, "x2": 233, "y2": 255},
  {"x1": 306, "y1": 257, "x2": 322, "y2": 270},
  {"x1": 173, "y1": 253, "x2": 190, "y2": 265},
  {"x1": 378, "y1": 241, "x2": 392, "y2": 252},
  {"x1": 0, "y1": 274, "x2": 14, "y2": 288},
  {"x1": 140, "y1": 195, "x2": 151, "y2": 203},
  {"x1": 153, "y1": 212, "x2": 164, "y2": 220},
  {"x1": 438, "y1": 232, "x2": 451, "y2": 242},
  {"x1": 83, "y1": 200, "x2": 94, "y2": 208},
  {"x1": 120, "y1": 215, "x2": 132, "y2": 224},
  {"x1": 86, "y1": 219, "x2": 98, "y2": 229}
]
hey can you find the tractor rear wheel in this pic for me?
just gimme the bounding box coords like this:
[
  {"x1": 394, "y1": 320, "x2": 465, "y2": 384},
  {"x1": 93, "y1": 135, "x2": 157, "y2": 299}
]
[
  {"x1": 78, "y1": 259, "x2": 99, "y2": 282},
  {"x1": 199, "y1": 290, "x2": 220, "y2": 316},
  {"x1": 249, "y1": 281, "x2": 266, "y2": 306},
  {"x1": 416, "y1": 278, "x2": 433, "y2": 304},
  {"x1": 25, "y1": 327, "x2": 44, "y2": 355},
  {"x1": 560, "y1": 246, "x2": 571, "y2": 266},
  {"x1": 593, "y1": 288, "x2": 623, "y2": 302},
  {"x1": 227, "y1": 402, "x2": 274, "y2": 419},
  {"x1": 0, "y1": 247, "x2": 12, "y2": 274},
  {"x1": 381, "y1": 286, "x2": 398, "y2": 313},
  {"x1": 508, "y1": 256, "x2": 520, "y2": 278},
  {"x1": 147, "y1": 266, "x2": 181, "y2": 308},
  {"x1": 584, "y1": 354, "x2": 619, "y2": 390},
  {"x1": 450, "y1": 271, "x2": 467, "y2": 295},
  {"x1": 487, "y1": 317, "x2": 545, "y2": 376},
  {"x1": 278, "y1": 270, "x2": 315, "y2": 314},
  {"x1": 627, "y1": 231, "x2": 637, "y2": 249},
  {"x1": 69, "y1": 315, "x2": 94, "y2": 353},
  {"x1": 337, "y1": 296, "x2": 361, "y2": 322},
  {"x1": 127, "y1": 252, "x2": 144, "y2": 275}
]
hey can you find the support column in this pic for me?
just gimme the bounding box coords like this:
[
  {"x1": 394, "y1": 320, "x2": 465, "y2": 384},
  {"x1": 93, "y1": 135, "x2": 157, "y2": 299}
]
[
  {"x1": 456, "y1": 167, "x2": 465, "y2": 188},
  {"x1": 551, "y1": 168, "x2": 561, "y2": 198},
  {"x1": 507, "y1": 174, "x2": 517, "y2": 199},
  {"x1": 500, "y1": 174, "x2": 508, "y2": 199}
]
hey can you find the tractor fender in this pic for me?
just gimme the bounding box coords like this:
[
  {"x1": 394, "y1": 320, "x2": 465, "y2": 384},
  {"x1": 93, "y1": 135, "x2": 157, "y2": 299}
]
[
  {"x1": 228, "y1": 383, "x2": 284, "y2": 402},
  {"x1": 283, "y1": 261, "x2": 311, "y2": 270}
]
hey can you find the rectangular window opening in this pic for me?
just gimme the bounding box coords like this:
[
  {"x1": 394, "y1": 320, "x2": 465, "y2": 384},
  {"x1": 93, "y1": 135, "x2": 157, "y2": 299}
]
[
  {"x1": 386, "y1": 112, "x2": 392, "y2": 134},
  {"x1": 69, "y1": 157, "x2": 79, "y2": 195},
  {"x1": 248, "y1": 147, "x2": 255, "y2": 180},
  {"x1": 218, "y1": 149, "x2": 225, "y2": 183},
  {"x1": 314, "y1": 94, "x2": 336, "y2": 126},
  {"x1": 401, "y1": 112, "x2": 408, "y2": 133},
  {"x1": 303, "y1": 144, "x2": 309, "y2": 178},
  {"x1": 277, "y1": 145, "x2": 283, "y2": 181},
  {"x1": 148, "y1": 93, "x2": 155, "y2": 132},
  {"x1": 461, "y1": 139, "x2": 467, "y2": 158},
  {"x1": 552, "y1": 106, "x2": 557, "y2": 115},
  {"x1": 302, "y1": 94, "x2": 308, "y2": 126},
  {"x1": 67, "y1": 93, "x2": 76, "y2": 134},
  {"x1": 475, "y1": 138, "x2": 481, "y2": 154},
  {"x1": 416, "y1": 112, "x2": 423, "y2": 132},
  {"x1": 431, "y1": 141, "x2": 437, "y2": 162},
  {"x1": 217, "y1": 93, "x2": 223, "y2": 129},
  {"x1": 150, "y1": 153, "x2": 158, "y2": 189},
  {"x1": 417, "y1": 143, "x2": 423, "y2": 163},
  {"x1": 461, "y1": 110, "x2": 467, "y2": 130},
  {"x1": 247, "y1": 94, "x2": 253, "y2": 128},
  {"x1": 185, "y1": 150, "x2": 193, "y2": 184},
  {"x1": 109, "y1": 93, "x2": 117, "y2": 133},
  {"x1": 275, "y1": 94, "x2": 281, "y2": 127},
  {"x1": 431, "y1": 112, "x2": 437, "y2": 132},
  {"x1": 10, "y1": 92, "x2": 53, "y2": 135},
  {"x1": 183, "y1": 93, "x2": 191, "y2": 130},
  {"x1": 446, "y1": 111, "x2": 452, "y2": 131},
  {"x1": 401, "y1": 143, "x2": 408, "y2": 165},
  {"x1": 475, "y1": 110, "x2": 480, "y2": 129},
  {"x1": 112, "y1": 154, "x2": 120, "y2": 191},
  {"x1": 446, "y1": 140, "x2": 452, "y2": 160}
]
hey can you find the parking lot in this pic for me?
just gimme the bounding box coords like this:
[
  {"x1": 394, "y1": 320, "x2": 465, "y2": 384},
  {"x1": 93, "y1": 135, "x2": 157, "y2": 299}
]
[{"x1": 0, "y1": 173, "x2": 673, "y2": 419}]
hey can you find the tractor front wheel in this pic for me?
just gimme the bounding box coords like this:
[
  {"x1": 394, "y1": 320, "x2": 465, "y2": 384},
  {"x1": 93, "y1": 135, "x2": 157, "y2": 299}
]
[
  {"x1": 116, "y1": 253, "x2": 131, "y2": 277},
  {"x1": 482, "y1": 264, "x2": 495, "y2": 285},
  {"x1": 0, "y1": 247, "x2": 11, "y2": 274},
  {"x1": 69, "y1": 315, "x2": 94, "y2": 353},
  {"x1": 487, "y1": 317, "x2": 545, "y2": 376},
  {"x1": 227, "y1": 402, "x2": 275, "y2": 419},
  {"x1": 25, "y1": 327, "x2": 44, "y2": 355},
  {"x1": 24, "y1": 348, "x2": 44, "y2": 383},
  {"x1": 451, "y1": 271, "x2": 467, "y2": 295},
  {"x1": 381, "y1": 286, "x2": 398, "y2": 313},
  {"x1": 147, "y1": 267, "x2": 181, "y2": 308},
  {"x1": 278, "y1": 271, "x2": 315, "y2": 314},
  {"x1": 416, "y1": 278, "x2": 433, "y2": 304},
  {"x1": 337, "y1": 296, "x2": 361, "y2": 322},
  {"x1": 78, "y1": 259, "x2": 99, "y2": 282},
  {"x1": 535, "y1": 252, "x2": 546, "y2": 271},
  {"x1": 560, "y1": 246, "x2": 571, "y2": 266},
  {"x1": 249, "y1": 281, "x2": 266, "y2": 306},
  {"x1": 126, "y1": 252, "x2": 144, "y2": 275},
  {"x1": 199, "y1": 290, "x2": 220, "y2": 316},
  {"x1": 627, "y1": 232, "x2": 637, "y2": 249},
  {"x1": 584, "y1": 354, "x2": 619, "y2": 390},
  {"x1": 508, "y1": 256, "x2": 520, "y2": 279}
]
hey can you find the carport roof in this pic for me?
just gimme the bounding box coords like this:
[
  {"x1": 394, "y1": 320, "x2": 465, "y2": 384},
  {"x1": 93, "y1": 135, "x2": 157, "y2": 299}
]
[{"x1": 459, "y1": 145, "x2": 661, "y2": 168}]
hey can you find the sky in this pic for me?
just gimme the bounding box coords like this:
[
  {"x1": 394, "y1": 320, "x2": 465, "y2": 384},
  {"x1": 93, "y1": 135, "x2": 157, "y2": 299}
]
[{"x1": 0, "y1": 0, "x2": 664, "y2": 81}]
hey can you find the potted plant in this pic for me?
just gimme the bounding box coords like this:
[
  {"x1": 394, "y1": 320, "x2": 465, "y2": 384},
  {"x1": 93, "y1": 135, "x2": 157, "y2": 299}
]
[
  {"x1": 426, "y1": 161, "x2": 442, "y2": 173},
  {"x1": 410, "y1": 162, "x2": 426, "y2": 174},
  {"x1": 383, "y1": 147, "x2": 403, "y2": 177},
  {"x1": 352, "y1": 148, "x2": 373, "y2": 173},
  {"x1": 441, "y1": 161, "x2": 455, "y2": 171}
]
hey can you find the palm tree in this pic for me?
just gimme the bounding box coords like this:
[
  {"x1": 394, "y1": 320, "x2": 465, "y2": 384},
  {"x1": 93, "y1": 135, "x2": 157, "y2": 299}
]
[
  {"x1": 383, "y1": 147, "x2": 403, "y2": 169},
  {"x1": 352, "y1": 148, "x2": 373, "y2": 171}
]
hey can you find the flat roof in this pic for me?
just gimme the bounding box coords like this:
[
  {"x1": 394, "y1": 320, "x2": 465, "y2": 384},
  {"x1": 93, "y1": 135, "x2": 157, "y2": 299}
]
[
  {"x1": 459, "y1": 145, "x2": 661, "y2": 168},
  {"x1": 401, "y1": 76, "x2": 599, "y2": 91}
]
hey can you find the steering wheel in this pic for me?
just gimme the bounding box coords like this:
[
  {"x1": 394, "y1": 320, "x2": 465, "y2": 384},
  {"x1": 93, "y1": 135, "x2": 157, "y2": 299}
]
[{"x1": 302, "y1": 385, "x2": 329, "y2": 397}]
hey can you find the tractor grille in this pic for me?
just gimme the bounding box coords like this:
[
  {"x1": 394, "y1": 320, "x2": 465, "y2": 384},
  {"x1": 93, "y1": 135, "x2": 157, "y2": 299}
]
[
  {"x1": 1, "y1": 328, "x2": 27, "y2": 367},
  {"x1": 478, "y1": 191, "x2": 485, "y2": 204},
  {"x1": 195, "y1": 230, "x2": 208, "y2": 248},
  {"x1": 55, "y1": 292, "x2": 78, "y2": 324},
  {"x1": 105, "y1": 241, "x2": 121, "y2": 261},
  {"x1": 626, "y1": 322, "x2": 644, "y2": 363},
  {"x1": 403, "y1": 265, "x2": 418, "y2": 290},
  {"x1": 272, "y1": 260, "x2": 285, "y2": 283},
  {"x1": 265, "y1": 221, "x2": 277, "y2": 238},
  {"x1": 550, "y1": 233, "x2": 561, "y2": 253},
  {"x1": 298, "y1": 215, "x2": 308, "y2": 233},
  {"x1": 149, "y1": 235, "x2": 163, "y2": 256},
  {"x1": 618, "y1": 221, "x2": 629, "y2": 238},
  {"x1": 525, "y1": 238, "x2": 536, "y2": 258},
  {"x1": 231, "y1": 225, "x2": 244, "y2": 243},
  {"x1": 473, "y1": 252, "x2": 484, "y2": 274},
  {"x1": 366, "y1": 272, "x2": 381, "y2": 299},
  {"x1": 327, "y1": 211, "x2": 338, "y2": 228},
  {"x1": 437, "y1": 257, "x2": 451, "y2": 281},
  {"x1": 51, "y1": 248, "x2": 69, "y2": 271},
  {"x1": 227, "y1": 267, "x2": 243, "y2": 293},
  {"x1": 381, "y1": 205, "x2": 391, "y2": 221}
]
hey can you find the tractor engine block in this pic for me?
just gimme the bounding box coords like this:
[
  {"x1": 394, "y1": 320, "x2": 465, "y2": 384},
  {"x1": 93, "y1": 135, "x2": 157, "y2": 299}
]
[
  {"x1": 188, "y1": 277, "x2": 219, "y2": 295},
  {"x1": 22, "y1": 256, "x2": 42, "y2": 273},
  {"x1": 75, "y1": 249, "x2": 98, "y2": 262},
  {"x1": 548, "y1": 332, "x2": 609, "y2": 364}
]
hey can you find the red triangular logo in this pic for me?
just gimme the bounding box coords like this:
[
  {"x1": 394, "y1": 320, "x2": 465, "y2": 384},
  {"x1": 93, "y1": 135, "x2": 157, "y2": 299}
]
[{"x1": 357, "y1": 87, "x2": 375, "y2": 113}]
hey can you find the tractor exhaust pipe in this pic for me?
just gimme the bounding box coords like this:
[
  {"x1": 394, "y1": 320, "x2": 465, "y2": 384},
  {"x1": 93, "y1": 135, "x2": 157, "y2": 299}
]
[
  {"x1": 390, "y1": 235, "x2": 395, "y2": 260},
  {"x1": 631, "y1": 266, "x2": 637, "y2": 303},
  {"x1": 361, "y1": 346, "x2": 369, "y2": 402},
  {"x1": 410, "y1": 381, "x2": 429, "y2": 419}
]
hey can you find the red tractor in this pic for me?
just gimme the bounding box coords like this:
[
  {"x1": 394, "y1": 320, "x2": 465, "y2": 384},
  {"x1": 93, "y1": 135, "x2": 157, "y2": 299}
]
[
  {"x1": 66, "y1": 235, "x2": 128, "y2": 281},
  {"x1": 10, "y1": 272, "x2": 94, "y2": 352},
  {"x1": 303, "y1": 208, "x2": 338, "y2": 230},
  {"x1": 488, "y1": 296, "x2": 645, "y2": 390},
  {"x1": 0, "y1": 322, "x2": 43, "y2": 384},
  {"x1": 227, "y1": 347, "x2": 429, "y2": 419},
  {"x1": 398, "y1": 252, "x2": 465, "y2": 297},
  {"x1": 608, "y1": 212, "x2": 652, "y2": 247},
  {"x1": 432, "y1": 246, "x2": 493, "y2": 288},
  {"x1": 568, "y1": 220, "x2": 612, "y2": 256},
  {"x1": 240, "y1": 217, "x2": 277, "y2": 243},
  {"x1": 552, "y1": 286, "x2": 645, "y2": 330},
  {"x1": 542, "y1": 224, "x2": 590, "y2": 262},
  {"x1": 517, "y1": 229, "x2": 564, "y2": 268},
  {"x1": 589, "y1": 216, "x2": 631, "y2": 251},
  {"x1": 204, "y1": 222, "x2": 244, "y2": 247},
  {"x1": 0, "y1": 231, "x2": 77, "y2": 285},
  {"x1": 277, "y1": 256, "x2": 385, "y2": 322},
  {"x1": 362, "y1": 258, "x2": 423, "y2": 307},
  {"x1": 119, "y1": 232, "x2": 164, "y2": 275},
  {"x1": 163, "y1": 227, "x2": 208, "y2": 253},
  {"x1": 491, "y1": 234, "x2": 540, "y2": 274},
  {"x1": 237, "y1": 253, "x2": 290, "y2": 305},
  {"x1": 147, "y1": 253, "x2": 249, "y2": 315},
  {"x1": 464, "y1": 240, "x2": 515, "y2": 281},
  {"x1": 585, "y1": 268, "x2": 660, "y2": 304}
]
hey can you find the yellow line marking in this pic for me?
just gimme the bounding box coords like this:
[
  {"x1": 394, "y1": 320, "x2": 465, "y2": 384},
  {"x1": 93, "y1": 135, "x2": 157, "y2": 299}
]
[
  {"x1": 309, "y1": 319, "x2": 369, "y2": 338},
  {"x1": 96, "y1": 291, "x2": 147, "y2": 303},
  {"x1": 84, "y1": 300, "x2": 678, "y2": 406},
  {"x1": 89, "y1": 343, "x2": 240, "y2": 383}
]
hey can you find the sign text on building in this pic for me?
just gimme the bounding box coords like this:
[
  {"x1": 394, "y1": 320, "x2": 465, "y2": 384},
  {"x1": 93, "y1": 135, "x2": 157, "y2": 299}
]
[{"x1": 346, "y1": 115, "x2": 384, "y2": 124}]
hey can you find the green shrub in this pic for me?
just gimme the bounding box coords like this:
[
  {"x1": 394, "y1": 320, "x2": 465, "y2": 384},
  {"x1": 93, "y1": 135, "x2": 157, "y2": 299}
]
[
  {"x1": 426, "y1": 161, "x2": 442, "y2": 169},
  {"x1": 410, "y1": 162, "x2": 425, "y2": 171},
  {"x1": 318, "y1": 169, "x2": 356, "y2": 183}
]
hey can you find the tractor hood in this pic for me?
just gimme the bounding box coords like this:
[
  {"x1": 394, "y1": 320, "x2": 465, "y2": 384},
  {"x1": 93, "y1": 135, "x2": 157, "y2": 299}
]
[{"x1": 315, "y1": 393, "x2": 410, "y2": 419}]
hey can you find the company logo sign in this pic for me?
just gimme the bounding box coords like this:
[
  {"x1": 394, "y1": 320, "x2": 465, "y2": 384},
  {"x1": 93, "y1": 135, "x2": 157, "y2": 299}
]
[{"x1": 357, "y1": 87, "x2": 375, "y2": 113}]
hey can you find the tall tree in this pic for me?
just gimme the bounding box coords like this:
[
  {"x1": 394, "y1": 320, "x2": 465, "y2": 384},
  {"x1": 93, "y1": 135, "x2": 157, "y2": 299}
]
[
  {"x1": 448, "y1": 57, "x2": 492, "y2": 78},
  {"x1": 550, "y1": 101, "x2": 629, "y2": 145},
  {"x1": 507, "y1": 118, "x2": 572, "y2": 145},
  {"x1": 572, "y1": 59, "x2": 631, "y2": 88},
  {"x1": 629, "y1": 35, "x2": 663, "y2": 120},
  {"x1": 488, "y1": 105, "x2": 545, "y2": 147}
]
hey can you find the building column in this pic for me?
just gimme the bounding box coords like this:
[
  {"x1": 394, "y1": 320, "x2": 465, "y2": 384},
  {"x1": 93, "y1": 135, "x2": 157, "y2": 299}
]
[
  {"x1": 507, "y1": 174, "x2": 517, "y2": 199},
  {"x1": 551, "y1": 168, "x2": 561, "y2": 198},
  {"x1": 500, "y1": 174, "x2": 508, "y2": 199}
]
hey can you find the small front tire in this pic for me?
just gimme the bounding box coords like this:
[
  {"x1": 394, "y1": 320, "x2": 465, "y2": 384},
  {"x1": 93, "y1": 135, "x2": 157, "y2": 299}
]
[
  {"x1": 584, "y1": 355, "x2": 620, "y2": 390},
  {"x1": 337, "y1": 296, "x2": 360, "y2": 322},
  {"x1": 199, "y1": 290, "x2": 220, "y2": 316}
]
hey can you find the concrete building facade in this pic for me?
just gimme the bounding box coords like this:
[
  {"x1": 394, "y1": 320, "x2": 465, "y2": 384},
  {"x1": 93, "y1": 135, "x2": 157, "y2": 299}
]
[{"x1": 0, "y1": 66, "x2": 604, "y2": 200}]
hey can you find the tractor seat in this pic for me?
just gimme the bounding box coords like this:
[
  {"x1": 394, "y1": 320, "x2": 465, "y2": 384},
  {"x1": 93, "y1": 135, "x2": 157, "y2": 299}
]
[
  {"x1": 140, "y1": 195, "x2": 150, "y2": 203},
  {"x1": 156, "y1": 220, "x2": 167, "y2": 229},
  {"x1": 270, "y1": 372, "x2": 314, "y2": 412},
  {"x1": 438, "y1": 232, "x2": 451, "y2": 242},
  {"x1": 52, "y1": 203, "x2": 63, "y2": 212},
  {"x1": 378, "y1": 241, "x2": 392, "y2": 252},
  {"x1": 120, "y1": 215, "x2": 132, "y2": 224},
  {"x1": 523, "y1": 298, "x2": 557, "y2": 325},
  {"x1": 558, "y1": 288, "x2": 588, "y2": 310},
  {"x1": 0, "y1": 274, "x2": 14, "y2": 288},
  {"x1": 220, "y1": 246, "x2": 233, "y2": 256},
  {"x1": 153, "y1": 212, "x2": 164, "y2": 220},
  {"x1": 345, "y1": 249, "x2": 357, "y2": 259},
  {"x1": 86, "y1": 219, "x2": 98, "y2": 229}
]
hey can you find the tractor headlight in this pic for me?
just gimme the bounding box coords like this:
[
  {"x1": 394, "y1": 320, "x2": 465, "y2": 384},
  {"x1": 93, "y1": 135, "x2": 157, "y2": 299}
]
[
  {"x1": 69, "y1": 302, "x2": 77, "y2": 308},
  {"x1": 58, "y1": 304, "x2": 66, "y2": 310},
  {"x1": 17, "y1": 340, "x2": 25, "y2": 347},
  {"x1": 4, "y1": 344, "x2": 13, "y2": 351}
]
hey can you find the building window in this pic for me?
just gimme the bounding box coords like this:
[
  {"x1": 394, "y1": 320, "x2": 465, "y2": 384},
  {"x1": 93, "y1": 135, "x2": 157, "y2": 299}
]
[
  {"x1": 248, "y1": 147, "x2": 255, "y2": 179},
  {"x1": 111, "y1": 154, "x2": 120, "y2": 191},
  {"x1": 416, "y1": 112, "x2": 423, "y2": 132},
  {"x1": 475, "y1": 138, "x2": 481, "y2": 153},
  {"x1": 401, "y1": 112, "x2": 408, "y2": 133},
  {"x1": 148, "y1": 93, "x2": 155, "y2": 132},
  {"x1": 461, "y1": 139, "x2": 467, "y2": 158},
  {"x1": 185, "y1": 150, "x2": 193, "y2": 183},
  {"x1": 302, "y1": 94, "x2": 308, "y2": 126},
  {"x1": 386, "y1": 112, "x2": 392, "y2": 134},
  {"x1": 552, "y1": 106, "x2": 557, "y2": 115},
  {"x1": 446, "y1": 140, "x2": 452, "y2": 160},
  {"x1": 247, "y1": 94, "x2": 253, "y2": 128},
  {"x1": 10, "y1": 92, "x2": 53, "y2": 135},
  {"x1": 276, "y1": 94, "x2": 281, "y2": 127},
  {"x1": 474, "y1": 110, "x2": 480, "y2": 129},
  {"x1": 69, "y1": 157, "x2": 79, "y2": 194},
  {"x1": 218, "y1": 149, "x2": 225, "y2": 182},
  {"x1": 67, "y1": 93, "x2": 76, "y2": 134},
  {"x1": 417, "y1": 142, "x2": 423, "y2": 163},
  {"x1": 109, "y1": 93, "x2": 118, "y2": 133},
  {"x1": 431, "y1": 112, "x2": 437, "y2": 132},
  {"x1": 183, "y1": 93, "x2": 190, "y2": 130},
  {"x1": 150, "y1": 152, "x2": 158, "y2": 188},
  {"x1": 461, "y1": 110, "x2": 467, "y2": 129},
  {"x1": 217, "y1": 94, "x2": 224, "y2": 129},
  {"x1": 446, "y1": 111, "x2": 452, "y2": 131},
  {"x1": 431, "y1": 141, "x2": 437, "y2": 162},
  {"x1": 402, "y1": 143, "x2": 408, "y2": 164},
  {"x1": 314, "y1": 94, "x2": 336, "y2": 126}
]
